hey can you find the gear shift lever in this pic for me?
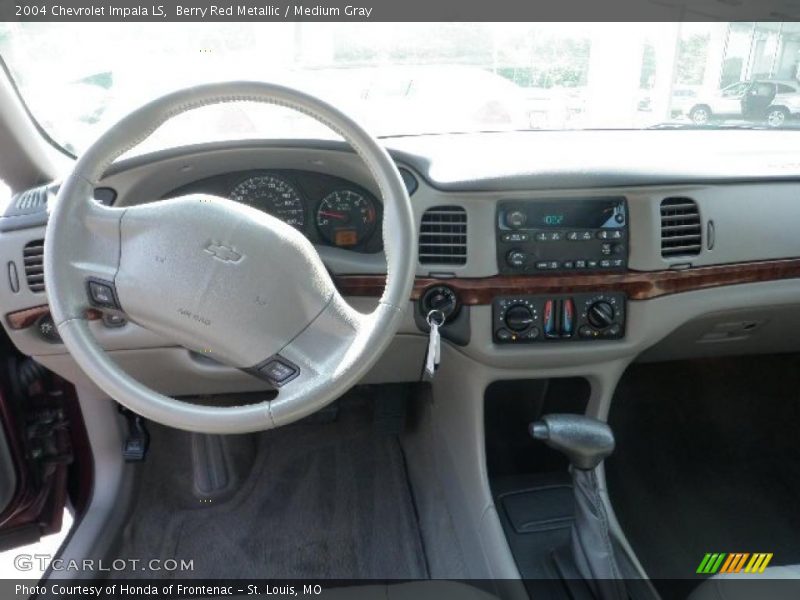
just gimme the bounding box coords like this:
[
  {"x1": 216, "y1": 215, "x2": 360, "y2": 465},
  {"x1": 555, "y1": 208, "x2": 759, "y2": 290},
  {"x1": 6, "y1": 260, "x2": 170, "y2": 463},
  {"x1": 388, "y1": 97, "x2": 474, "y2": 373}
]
[{"x1": 530, "y1": 414, "x2": 627, "y2": 600}]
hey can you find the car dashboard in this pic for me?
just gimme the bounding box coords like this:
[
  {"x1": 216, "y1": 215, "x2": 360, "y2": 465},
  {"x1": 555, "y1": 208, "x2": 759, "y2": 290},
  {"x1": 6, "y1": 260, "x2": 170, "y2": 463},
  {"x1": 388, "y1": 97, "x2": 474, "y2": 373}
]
[{"x1": 2, "y1": 130, "x2": 800, "y2": 395}]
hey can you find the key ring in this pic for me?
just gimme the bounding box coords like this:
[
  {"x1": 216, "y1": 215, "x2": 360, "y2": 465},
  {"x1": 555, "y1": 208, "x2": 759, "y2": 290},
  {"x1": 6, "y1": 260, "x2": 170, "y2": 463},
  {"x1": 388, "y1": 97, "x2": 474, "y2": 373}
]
[{"x1": 426, "y1": 309, "x2": 445, "y2": 328}]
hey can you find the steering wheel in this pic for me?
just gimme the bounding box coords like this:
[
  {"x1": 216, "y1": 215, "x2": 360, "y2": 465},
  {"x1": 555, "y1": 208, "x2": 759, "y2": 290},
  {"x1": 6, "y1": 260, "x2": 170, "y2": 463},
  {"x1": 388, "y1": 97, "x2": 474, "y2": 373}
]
[{"x1": 44, "y1": 82, "x2": 416, "y2": 434}]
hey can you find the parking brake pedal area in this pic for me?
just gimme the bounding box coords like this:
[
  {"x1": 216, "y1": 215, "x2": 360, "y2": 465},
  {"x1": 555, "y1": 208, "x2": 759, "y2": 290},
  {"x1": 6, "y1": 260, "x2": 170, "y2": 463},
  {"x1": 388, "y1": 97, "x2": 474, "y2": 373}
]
[{"x1": 120, "y1": 407, "x2": 149, "y2": 462}]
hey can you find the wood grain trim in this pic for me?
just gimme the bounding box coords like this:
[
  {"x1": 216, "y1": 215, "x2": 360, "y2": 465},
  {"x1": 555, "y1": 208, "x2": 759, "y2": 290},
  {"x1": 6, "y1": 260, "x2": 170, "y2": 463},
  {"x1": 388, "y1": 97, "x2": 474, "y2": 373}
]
[
  {"x1": 336, "y1": 258, "x2": 800, "y2": 304},
  {"x1": 8, "y1": 259, "x2": 798, "y2": 331},
  {"x1": 6, "y1": 305, "x2": 102, "y2": 330},
  {"x1": 6, "y1": 305, "x2": 50, "y2": 330}
]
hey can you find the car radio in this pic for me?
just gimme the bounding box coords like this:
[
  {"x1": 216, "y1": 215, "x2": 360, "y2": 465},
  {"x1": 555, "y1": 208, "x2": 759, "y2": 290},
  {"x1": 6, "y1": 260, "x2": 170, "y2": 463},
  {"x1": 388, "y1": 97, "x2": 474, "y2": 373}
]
[{"x1": 496, "y1": 197, "x2": 628, "y2": 274}]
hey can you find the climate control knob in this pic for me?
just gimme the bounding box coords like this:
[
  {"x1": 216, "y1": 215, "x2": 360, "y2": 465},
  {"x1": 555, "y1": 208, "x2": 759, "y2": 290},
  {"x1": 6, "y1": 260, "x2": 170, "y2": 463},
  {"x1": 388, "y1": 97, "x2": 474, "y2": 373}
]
[
  {"x1": 506, "y1": 249, "x2": 528, "y2": 268},
  {"x1": 587, "y1": 301, "x2": 615, "y2": 329},
  {"x1": 505, "y1": 304, "x2": 535, "y2": 332}
]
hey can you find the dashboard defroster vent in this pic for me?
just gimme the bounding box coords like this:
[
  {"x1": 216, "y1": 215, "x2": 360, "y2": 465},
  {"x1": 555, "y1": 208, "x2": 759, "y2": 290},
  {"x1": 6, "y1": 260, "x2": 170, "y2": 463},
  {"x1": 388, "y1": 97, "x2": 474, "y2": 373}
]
[
  {"x1": 23, "y1": 239, "x2": 45, "y2": 293},
  {"x1": 419, "y1": 206, "x2": 467, "y2": 265},
  {"x1": 13, "y1": 185, "x2": 49, "y2": 212},
  {"x1": 660, "y1": 197, "x2": 701, "y2": 258}
]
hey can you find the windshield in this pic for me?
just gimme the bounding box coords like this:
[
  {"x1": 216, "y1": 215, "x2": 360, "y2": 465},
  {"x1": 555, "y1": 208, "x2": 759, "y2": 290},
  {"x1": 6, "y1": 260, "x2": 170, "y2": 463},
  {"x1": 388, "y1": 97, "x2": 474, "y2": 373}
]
[{"x1": 1, "y1": 22, "x2": 799, "y2": 155}]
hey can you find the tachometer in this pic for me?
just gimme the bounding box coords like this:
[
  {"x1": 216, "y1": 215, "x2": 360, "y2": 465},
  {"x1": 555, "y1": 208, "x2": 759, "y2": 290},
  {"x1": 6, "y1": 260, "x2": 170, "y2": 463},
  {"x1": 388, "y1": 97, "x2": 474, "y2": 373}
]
[
  {"x1": 316, "y1": 190, "x2": 377, "y2": 247},
  {"x1": 230, "y1": 175, "x2": 305, "y2": 229}
]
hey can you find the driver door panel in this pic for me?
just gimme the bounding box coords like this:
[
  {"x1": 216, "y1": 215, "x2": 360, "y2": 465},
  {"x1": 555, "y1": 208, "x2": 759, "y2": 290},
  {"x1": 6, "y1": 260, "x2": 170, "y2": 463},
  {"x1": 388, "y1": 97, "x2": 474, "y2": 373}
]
[
  {"x1": 0, "y1": 359, "x2": 71, "y2": 552},
  {"x1": 0, "y1": 424, "x2": 15, "y2": 517}
]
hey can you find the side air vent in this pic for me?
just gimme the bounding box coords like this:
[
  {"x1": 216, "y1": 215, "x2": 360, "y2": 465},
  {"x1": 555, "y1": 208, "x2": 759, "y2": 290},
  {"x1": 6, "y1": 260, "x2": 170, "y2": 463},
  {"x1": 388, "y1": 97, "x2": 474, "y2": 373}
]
[
  {"x1": 419, "y1": 206, "x2": 467, "y2": 265},
  {"x1": 660, "y1": 197, "x2": 701, "y2": 258},
  {"x1": 23, "y1": 239, "x2": 45, "y2": 293}
]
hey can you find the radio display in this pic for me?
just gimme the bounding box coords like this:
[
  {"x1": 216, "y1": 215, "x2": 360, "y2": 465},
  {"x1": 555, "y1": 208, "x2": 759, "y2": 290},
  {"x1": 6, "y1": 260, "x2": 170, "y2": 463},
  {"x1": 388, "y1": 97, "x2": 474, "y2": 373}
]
[
  {"x1": 525, "y1": 198, "x2": 625, "y2": 229},
  {"x1": 543, "y1": 214, "x2": 565, "y2": 226}
]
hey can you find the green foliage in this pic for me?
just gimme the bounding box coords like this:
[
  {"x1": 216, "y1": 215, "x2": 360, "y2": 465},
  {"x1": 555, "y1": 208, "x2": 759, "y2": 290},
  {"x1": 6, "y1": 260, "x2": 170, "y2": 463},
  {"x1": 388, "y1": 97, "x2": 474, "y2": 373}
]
[
  {"x1": 640, "y1": 44, "x2": 656, "y2": 89},
  {"x1": 331, "y1": 24, "x2": 589, "y2": 89},
  {"x1": 676, "y1": 33, "x2": 710, "y2": 85},
  {"x1": 76, "y1": 71, "x2": 113, "y2": 89},
  {"x1": 333, "y1": 24, "x2": 493, "y2": 66},
  {"x1": 494, "y1": 31, "x2": 590, "y2": 89}
]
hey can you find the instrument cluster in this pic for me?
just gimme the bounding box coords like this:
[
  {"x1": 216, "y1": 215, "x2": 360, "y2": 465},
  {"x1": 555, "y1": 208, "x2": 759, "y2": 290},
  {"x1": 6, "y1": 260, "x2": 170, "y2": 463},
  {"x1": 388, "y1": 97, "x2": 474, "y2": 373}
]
[{"x1": 165, "y1": 169, "x2": 382, "y2": 253}]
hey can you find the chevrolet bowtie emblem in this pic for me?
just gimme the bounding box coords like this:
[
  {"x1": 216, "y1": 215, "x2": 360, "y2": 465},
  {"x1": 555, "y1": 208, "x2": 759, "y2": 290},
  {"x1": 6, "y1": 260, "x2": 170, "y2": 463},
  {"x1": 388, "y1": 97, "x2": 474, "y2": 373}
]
[{"x1": 203, "y1": 242, "x2": 243, "y2": 263}]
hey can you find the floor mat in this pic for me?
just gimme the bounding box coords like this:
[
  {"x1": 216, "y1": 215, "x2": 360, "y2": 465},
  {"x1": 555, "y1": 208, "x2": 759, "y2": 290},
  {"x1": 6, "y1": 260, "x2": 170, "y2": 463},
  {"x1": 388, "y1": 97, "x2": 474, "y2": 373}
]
[
  {"x1": 115, "y1": 397, "x2": 429, "y2": 579},
  {"x1": 606, "y1": 355, "x2": 800, "y2": 595}
]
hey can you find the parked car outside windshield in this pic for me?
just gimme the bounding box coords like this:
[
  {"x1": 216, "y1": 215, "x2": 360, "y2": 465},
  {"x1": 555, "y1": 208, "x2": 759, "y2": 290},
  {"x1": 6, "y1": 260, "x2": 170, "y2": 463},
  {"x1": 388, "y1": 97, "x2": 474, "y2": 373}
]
[{"x1": 688, "y1": 79, "x2": 800, "y2": 125}]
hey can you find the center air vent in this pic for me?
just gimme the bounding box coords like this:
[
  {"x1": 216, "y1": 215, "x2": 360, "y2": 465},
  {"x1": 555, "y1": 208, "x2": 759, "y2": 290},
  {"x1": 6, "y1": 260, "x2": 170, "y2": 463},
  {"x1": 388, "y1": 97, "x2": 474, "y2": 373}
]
[
  {"x1": 660, "y1": 197, "x2": 701, "y2": 258},
  {"x1": 23, "y1": 239, "x2": 45, "y2": 293},
  {"x1": 419, "y1": 206, "x2": 467, "y2": 265}
]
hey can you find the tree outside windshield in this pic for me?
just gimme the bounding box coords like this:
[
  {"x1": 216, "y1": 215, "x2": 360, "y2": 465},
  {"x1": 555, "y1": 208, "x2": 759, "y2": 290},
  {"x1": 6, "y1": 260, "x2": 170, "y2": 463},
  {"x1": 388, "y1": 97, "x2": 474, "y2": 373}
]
[{"x1": 0, "y1": 22, "x2": 799, "y2": 155}]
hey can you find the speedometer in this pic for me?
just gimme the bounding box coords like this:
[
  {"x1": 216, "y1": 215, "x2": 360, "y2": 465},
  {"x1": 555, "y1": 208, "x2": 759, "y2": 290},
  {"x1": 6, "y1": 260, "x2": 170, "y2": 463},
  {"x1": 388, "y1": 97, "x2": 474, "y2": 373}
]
[
  {"x1": 230, "y1": 175, "x2": 305, "y2": 229},
  {"x1": 316, "y1": 190, "x2": 377, "y2": 247}
]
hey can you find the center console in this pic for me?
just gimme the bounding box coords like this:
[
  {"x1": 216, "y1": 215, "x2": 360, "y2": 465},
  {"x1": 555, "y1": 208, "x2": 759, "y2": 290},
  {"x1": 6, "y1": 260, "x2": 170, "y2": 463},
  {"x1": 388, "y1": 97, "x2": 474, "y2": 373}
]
[{"x1": 493, "y1": 197, "x2": 629, "y2": 344}]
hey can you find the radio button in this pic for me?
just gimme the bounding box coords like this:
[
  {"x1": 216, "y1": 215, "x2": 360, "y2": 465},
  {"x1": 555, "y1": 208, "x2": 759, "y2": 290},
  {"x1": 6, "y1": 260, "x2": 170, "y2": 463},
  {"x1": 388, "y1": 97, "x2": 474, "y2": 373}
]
[
  {"x1": 535, "y1": 261, "x2": 560, "y2": 270},
  {"x1": 506, "y1": 249, "x2": 528, "y2": 268},
  {"x1": 502, "y1": 232, "x2": 529, "y2": 243},
  {"x1": 506, "y1": 210, "x2": 527, "y2": 228}
]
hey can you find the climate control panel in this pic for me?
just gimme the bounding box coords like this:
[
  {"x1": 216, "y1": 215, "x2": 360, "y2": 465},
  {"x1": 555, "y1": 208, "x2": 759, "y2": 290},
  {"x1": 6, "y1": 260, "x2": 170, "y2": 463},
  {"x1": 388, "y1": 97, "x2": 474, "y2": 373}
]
[{"x1": 493, "y1": 292, "x2": 625, "y2": 343}]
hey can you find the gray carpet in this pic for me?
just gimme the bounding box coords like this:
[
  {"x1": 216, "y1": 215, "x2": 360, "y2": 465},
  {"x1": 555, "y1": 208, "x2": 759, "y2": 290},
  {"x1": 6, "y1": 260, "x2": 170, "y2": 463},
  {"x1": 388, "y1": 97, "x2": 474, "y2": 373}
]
[
  {"x1": 607, "y1": 355, "x2": 800, "y2": 598},
  {"x1": 115, "y1": 397, "x2": 429, "y2": 579}
]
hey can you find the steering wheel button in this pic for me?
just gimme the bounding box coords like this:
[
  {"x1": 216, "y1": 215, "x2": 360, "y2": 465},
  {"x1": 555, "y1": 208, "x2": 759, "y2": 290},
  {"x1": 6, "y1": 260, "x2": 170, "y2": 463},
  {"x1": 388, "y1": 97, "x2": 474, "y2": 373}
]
[
  {"x1": 88, "y1": 280, "x2": 117, "y2": 308},
  {"x1": 258, "y1": 358, "x2": 299, "y2": 385},
  {"x1": 102, "y1": 313, "x2": 127, "y2": 328}
]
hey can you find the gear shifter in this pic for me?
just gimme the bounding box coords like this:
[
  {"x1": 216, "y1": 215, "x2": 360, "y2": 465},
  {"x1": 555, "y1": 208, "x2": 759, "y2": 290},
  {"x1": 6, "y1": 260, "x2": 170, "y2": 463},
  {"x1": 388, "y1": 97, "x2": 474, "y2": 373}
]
[{"x1": 530, "y1": 414, "x2": 627, "y2": 600}]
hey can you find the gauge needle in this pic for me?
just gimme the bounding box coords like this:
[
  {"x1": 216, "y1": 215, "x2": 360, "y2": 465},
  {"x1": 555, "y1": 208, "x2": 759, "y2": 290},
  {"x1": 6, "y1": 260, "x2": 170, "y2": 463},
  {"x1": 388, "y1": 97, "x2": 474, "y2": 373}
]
[{"x1": 319, "y1": 210, "x2": 347, "y2": 220}]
